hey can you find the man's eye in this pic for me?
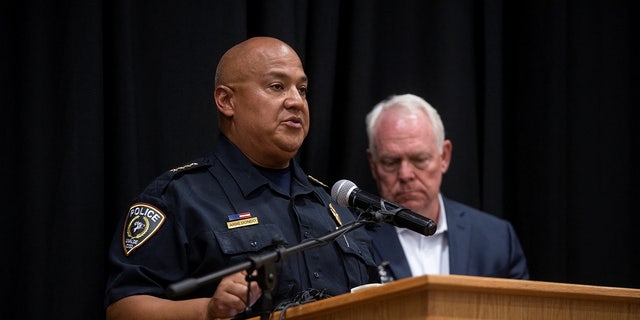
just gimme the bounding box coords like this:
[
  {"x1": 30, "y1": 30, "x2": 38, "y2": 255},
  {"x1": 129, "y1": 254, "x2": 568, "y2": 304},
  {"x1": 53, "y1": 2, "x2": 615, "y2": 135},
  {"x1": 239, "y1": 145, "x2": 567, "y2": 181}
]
[
  {"x1": 412, "y1": 157, "x2": 430, "y2": 169},
  {"x1": 270, "y1": 83, "x2": 284, "y2": 90},
  {"x1": 380, "y1": 159, "x2": 399, "y2": 170},
  {"x1": 381, "y1": 160, "x2": 395, "y2": 166},
  {"x1": 298, "y1": 86, "x2": 308, "y2": 96}
]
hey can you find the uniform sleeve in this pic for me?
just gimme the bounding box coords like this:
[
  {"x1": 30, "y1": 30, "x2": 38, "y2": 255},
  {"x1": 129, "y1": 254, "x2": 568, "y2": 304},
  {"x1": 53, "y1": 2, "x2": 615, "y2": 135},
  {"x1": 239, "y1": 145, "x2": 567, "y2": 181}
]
[{"x1": 104, "y1": 195, "x2": 190, "y2": 307}]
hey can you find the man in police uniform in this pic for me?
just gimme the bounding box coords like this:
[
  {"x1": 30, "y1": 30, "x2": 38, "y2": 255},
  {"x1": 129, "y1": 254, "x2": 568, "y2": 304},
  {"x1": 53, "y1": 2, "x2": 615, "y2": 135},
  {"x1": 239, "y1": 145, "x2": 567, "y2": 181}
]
[{"x1": 105, "y1": 37, "x2": 379, "y2": 320}]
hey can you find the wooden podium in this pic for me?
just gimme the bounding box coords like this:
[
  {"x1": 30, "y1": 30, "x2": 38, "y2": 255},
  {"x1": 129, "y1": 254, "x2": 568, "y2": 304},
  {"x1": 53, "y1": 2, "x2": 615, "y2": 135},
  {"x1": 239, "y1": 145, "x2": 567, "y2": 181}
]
[{"x1": 254, "y1": 275, "x2": 640, "y2": 319}]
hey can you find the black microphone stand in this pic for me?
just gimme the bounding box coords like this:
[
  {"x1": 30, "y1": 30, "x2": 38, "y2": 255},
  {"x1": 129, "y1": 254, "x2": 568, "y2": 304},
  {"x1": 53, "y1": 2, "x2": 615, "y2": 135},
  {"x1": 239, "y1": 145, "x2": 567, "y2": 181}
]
[{"x1": 166, "y1": 217, "x2": 374, "y2": 320}]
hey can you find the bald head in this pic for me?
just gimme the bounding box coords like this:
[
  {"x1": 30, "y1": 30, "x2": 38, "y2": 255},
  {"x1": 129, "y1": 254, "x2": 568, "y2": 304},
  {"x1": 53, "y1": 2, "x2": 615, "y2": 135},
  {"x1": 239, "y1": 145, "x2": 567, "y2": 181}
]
[
  {"x1": 212, "y1": 37, "x2": 309, "y2": 168},
  {"x1": 215, "y1": 37, "x2": 301, "y2": 86}
]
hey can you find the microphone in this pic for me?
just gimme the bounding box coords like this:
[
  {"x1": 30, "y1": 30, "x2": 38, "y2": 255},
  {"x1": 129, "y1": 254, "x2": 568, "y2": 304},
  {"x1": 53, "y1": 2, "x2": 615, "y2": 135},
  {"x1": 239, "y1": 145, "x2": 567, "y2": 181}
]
[{"x1": 331, "y1": 179, "x2": 437, "y2": 236}]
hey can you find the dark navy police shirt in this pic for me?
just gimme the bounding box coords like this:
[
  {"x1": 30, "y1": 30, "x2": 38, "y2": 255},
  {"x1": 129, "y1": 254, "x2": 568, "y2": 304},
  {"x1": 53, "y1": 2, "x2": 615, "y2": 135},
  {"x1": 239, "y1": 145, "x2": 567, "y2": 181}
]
[{"x1": 104, "y1": 135, "x2": 379, "y2": 311}]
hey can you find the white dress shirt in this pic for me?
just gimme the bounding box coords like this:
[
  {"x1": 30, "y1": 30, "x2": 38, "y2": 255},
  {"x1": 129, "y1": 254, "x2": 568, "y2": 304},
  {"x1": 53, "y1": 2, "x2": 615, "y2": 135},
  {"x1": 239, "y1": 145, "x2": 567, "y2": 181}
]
[{"x1": 395, "y1": 194, "x2": 449, "y2": 276}]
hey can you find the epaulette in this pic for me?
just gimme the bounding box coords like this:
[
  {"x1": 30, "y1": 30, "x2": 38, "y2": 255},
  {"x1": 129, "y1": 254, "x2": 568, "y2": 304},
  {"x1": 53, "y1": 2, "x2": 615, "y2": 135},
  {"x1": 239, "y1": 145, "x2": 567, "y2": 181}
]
[
  {"x1": 307, "y1": 175, "x2": 330, "y2": 192},
  {"x1": 138, "y1": 158, "x2": 212, "y2": 203},
  {"x1": 166, "y1": 158, "x2": 211, "y2": 179},
  {"x1": 308, "y1": 175, "x2": 344, "y2": 227},
  {"x1": 147, "y1": 159, "x2": 211, "y2": 195},
  {"x1": 169, "y1": 161, "x2": 203, "y2": 173}
]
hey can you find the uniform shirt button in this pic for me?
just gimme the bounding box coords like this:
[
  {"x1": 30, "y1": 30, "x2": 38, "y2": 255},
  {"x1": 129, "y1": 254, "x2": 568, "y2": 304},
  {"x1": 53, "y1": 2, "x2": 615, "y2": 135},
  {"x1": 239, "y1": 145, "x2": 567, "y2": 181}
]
[
  {"x1": 250, "y1": 241, "x2": 257, "y2": 247},
  {"x1": 304, "y1": 231, "x2": 310, "y2": 238},
  {"x1": 313, "y1": 272, "x2": 320, "y2": 278}
]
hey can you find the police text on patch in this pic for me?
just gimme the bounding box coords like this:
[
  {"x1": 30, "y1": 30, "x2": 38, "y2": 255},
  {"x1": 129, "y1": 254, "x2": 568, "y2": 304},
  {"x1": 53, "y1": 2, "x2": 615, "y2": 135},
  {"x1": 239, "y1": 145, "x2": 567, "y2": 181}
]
[{"x1": 122, "y1": 203, "x2": 166, "y2": 256}]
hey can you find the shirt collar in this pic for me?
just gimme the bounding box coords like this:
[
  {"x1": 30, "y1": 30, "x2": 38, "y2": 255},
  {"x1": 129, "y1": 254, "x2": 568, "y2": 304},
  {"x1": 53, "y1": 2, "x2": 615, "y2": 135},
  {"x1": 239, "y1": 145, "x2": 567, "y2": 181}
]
[{"x1": 211, "y1": 134, "x2": 316, "y2": 198}]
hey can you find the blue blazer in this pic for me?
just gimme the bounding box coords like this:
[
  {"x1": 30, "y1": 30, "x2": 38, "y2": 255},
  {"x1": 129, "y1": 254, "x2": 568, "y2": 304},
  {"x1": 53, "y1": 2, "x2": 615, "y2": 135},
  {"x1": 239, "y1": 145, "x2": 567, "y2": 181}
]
[{"x1": 368, "y1": 196, "x2": 530, "y2": 280}]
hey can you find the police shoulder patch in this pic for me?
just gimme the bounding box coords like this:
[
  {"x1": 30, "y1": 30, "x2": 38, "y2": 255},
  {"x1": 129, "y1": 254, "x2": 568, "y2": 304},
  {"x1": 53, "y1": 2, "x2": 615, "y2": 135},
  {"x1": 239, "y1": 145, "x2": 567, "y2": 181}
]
[{"x1": 122, "y1": 203, "x2": 166, "y2": 256}]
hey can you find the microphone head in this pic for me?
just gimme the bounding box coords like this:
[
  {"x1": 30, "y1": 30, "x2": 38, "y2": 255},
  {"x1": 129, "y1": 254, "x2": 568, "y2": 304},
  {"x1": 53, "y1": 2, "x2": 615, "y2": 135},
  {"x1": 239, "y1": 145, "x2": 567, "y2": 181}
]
[{"x1": 331, "y1": 179, "x2": 357, "y2": 207}]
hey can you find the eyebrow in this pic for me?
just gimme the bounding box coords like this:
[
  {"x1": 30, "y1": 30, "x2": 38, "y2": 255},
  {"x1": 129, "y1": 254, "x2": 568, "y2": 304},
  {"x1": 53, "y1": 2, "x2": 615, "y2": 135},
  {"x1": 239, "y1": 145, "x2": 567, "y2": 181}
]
[{"x1": 264, "y1": 71, "x2": 308, "y2": 83}]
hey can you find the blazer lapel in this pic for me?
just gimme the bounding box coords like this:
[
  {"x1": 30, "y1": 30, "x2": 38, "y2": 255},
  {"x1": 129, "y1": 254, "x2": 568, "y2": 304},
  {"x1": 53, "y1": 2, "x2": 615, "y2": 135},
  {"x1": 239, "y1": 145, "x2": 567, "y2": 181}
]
[
  {"x1": 370, "y1": 223, "x2": 413, "y2": 279},
  {"x1": 444, "y1": 197, "x2": 471, "y2": 275}
]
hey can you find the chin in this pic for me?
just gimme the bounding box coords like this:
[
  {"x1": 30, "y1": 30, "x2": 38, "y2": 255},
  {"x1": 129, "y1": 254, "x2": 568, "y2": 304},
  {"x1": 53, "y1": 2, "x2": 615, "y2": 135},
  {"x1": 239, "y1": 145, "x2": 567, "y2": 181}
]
[
  {"x1": 396, "y1": 199, "x2": 423, "y2": 211},
  {"x1": 280, "y1": 137, "x2": 305, "y2": 151},
  {"x1": 276, "y1": 144, "x2": 302, "y2": 158}
]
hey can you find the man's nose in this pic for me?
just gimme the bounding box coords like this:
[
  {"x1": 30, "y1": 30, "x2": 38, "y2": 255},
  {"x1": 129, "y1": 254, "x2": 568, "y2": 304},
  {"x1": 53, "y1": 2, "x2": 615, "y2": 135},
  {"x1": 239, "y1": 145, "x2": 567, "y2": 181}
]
[
  {"x1": 284, "y1": 87, "x2": 305, "y2": 109},
  {"x1": 397, "y1": 161, "x2": 414, "y2": 180}
]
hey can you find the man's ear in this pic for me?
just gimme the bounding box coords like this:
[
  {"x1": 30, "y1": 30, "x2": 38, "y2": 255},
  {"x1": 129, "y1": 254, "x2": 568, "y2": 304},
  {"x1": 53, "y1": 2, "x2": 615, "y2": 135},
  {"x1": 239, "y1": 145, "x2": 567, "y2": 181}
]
[
  {"x1": 214, "y1": 85, "x2": 234, "y2": 117},
  {"x1": 440, "y1": 139, "x2": 453, "y2": 174},
  {"x1": 366, "y1": 149, "x2": 380, "y2": 181}
]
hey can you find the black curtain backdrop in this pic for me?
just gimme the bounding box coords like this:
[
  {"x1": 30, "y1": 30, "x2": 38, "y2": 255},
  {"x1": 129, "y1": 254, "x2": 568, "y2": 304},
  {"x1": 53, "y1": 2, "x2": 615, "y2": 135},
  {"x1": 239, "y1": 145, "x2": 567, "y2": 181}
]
[{"x1": 2, "y1": 0, "x2": 638, "y2": 318}]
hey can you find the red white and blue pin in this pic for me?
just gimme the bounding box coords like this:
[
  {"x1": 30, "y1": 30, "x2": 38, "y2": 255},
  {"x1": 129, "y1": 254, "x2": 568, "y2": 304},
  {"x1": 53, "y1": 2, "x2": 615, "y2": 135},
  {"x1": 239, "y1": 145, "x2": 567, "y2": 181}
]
[{"x1": 226, "y1": 212, "x2": 259, "y2": 229}]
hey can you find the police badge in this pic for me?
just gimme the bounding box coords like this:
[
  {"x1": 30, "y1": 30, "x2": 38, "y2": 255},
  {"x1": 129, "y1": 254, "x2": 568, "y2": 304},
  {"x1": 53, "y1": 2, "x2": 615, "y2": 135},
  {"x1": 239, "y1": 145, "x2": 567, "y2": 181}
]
[{"x1": 122, "y1": 203, "x2": 166, "y2": 256}]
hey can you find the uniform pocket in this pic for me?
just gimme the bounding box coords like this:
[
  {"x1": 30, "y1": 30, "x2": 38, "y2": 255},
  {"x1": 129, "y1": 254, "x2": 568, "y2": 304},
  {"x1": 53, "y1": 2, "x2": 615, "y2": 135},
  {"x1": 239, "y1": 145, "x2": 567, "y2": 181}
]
[
  {"x1": 334, "y1": 232, "x2": 378, "y2": 286},
  {"x1": 213, "y1": 223, "x2": 288, "y2": 255}
]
